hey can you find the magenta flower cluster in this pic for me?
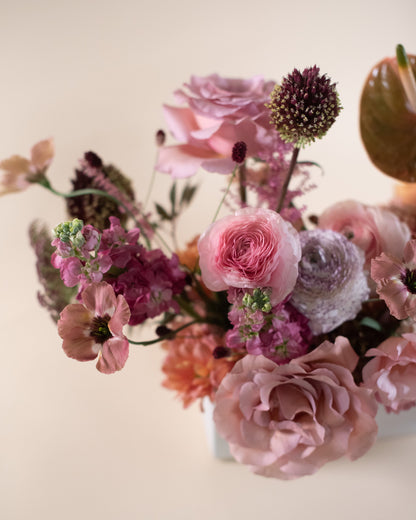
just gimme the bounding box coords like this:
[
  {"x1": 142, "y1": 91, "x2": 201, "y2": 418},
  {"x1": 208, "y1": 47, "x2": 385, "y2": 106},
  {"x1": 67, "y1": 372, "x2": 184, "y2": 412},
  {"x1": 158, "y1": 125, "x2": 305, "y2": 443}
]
[
  {"x1": 225, "y1": 288, "x2": 311, "y2": 364},
  {"x1": 52, "y1": 216, "x2": 187, "y2": 326}
]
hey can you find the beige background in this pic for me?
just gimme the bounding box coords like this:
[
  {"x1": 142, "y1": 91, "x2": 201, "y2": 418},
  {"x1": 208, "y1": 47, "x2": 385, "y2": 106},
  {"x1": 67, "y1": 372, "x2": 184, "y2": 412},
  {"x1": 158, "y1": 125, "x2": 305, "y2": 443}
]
[{"x1": 1, "y1": 0, "x2": 416, "y2": 519}]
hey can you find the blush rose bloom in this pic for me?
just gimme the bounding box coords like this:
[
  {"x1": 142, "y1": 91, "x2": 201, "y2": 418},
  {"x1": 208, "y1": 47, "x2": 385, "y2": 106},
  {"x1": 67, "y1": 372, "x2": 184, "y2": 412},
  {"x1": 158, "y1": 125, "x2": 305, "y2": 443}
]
[
  {"x1": 197, "y1": 208, "x2": 301, "y2": 305},
  {"x1": 362, "y1": 333, "x2": 416, "y2": 413},
  {"x1": 318, "y1": 200, "x2": 411, "y2": 268},
  {"x1": 156, "y1": 74, "x2": 276, "y2": 178},
  {"x1": 214, "y1": 337, "x2": 378, "y2": 479}
]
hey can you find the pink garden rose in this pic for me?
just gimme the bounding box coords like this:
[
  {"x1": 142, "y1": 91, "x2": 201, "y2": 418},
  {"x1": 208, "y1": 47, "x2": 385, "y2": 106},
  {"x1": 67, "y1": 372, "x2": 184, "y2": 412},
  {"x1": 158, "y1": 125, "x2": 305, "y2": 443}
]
[
  {"x1": 58, "y1": 282, "x2": 131, "y2": 374},
  {"x1": 214, "y1": 337, "x2": 378, "y2": 479},
  {"x1": 362, "y1": 333, "x2": 416, "y2": 413},
  {"x1": 156, "y1": 74, "x2": 276, "y2": 178},
  {"x1": 319, "y1": 200, "x2": 410, "y2": 268},
  {"x1": 371, "y1": 240, "x2": 416, "y2": 320},
  {"x1": 197, "y1": 208, "x2": 301, "y2": 305}
]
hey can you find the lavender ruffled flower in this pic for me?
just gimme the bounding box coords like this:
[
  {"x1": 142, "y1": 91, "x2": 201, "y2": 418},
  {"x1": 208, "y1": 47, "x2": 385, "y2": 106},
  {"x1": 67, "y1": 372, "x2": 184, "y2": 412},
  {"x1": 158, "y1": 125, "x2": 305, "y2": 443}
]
[{"x1": 290, "y1": 229, "x2": 369, "y2": 334}]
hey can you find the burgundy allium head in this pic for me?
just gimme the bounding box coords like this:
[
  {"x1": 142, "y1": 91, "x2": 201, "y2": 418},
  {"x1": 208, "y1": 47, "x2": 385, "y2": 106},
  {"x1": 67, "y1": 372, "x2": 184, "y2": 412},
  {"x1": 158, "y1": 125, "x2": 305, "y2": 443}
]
[
  {"x1": 290, "y1": 229, "x2": 369, "y2": 334},
  {"x1": 268, "y1": 66, "x2": 342, "y2": 147}
]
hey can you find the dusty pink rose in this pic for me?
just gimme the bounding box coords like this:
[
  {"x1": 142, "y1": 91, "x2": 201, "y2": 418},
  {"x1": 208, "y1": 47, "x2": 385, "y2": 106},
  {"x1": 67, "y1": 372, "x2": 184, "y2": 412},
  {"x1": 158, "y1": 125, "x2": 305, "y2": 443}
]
[
  {"x1": 0, "y1": 138, "x2": 54, "y2": 196},
  {"x1": 371, "y1": 240, "x2": 416, "y2": 320},
  {"x1": 198, "y1": 208, "x2": 301, "y2": 305},
  {"x1": 58, "y1": 282, "x2": 131, "y2": 374},
  {"x1": 319, "y1": 200, "x2": 410, "y2": 268},
  {"x1": 362, "y1": 333, "x2": 416, "y2": 413},
  {"x1": 214, "y1": 337, "x2": 378, "y2": 479},
  {"x1": 156, "y1": 74, "x2": 276, "y2": 178}
]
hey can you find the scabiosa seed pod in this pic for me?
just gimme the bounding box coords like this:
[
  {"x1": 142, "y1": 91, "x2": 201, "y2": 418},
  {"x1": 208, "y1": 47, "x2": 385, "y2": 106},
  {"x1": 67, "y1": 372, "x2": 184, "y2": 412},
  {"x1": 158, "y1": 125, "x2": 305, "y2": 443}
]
[
  {"x1": 155, "y1": 129, "x2": 166, "y2": 147},
  {"x1": 231, "y1": 141, "x2": 247, "y2": 164},
  {"x1": 267, "y1": 66, "x2": 342, "y2": 147},
  {"x1": 290, "y1": 229, "x2": 369, "y2": 334}
]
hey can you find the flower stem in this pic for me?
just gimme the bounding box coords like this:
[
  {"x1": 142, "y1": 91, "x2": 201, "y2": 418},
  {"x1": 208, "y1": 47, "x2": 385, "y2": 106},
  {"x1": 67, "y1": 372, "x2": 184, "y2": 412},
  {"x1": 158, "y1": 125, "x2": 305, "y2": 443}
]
[
  {"x1": 36, "y1": 177, "x2": 152, "y2": 248},
  {"x1": 212, "y1": 167, "x2": 236, "y2": 223},
  {"x1": 127, "y1": 319, "x2": 201, "y2": 346},
  {"x1": 238, "y1": 163, "x2": 247, "y2": 205},
  {"x1": 277, "y1": 146, "x2": 300, "y2": 213}
]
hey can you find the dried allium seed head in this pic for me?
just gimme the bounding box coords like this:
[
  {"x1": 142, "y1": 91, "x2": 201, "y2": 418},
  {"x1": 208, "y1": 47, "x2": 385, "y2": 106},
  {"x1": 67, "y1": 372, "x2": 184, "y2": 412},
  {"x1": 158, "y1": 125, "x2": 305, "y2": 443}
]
[{"x1": 267, "y1": 66, "x2": 342, "y2": 147}]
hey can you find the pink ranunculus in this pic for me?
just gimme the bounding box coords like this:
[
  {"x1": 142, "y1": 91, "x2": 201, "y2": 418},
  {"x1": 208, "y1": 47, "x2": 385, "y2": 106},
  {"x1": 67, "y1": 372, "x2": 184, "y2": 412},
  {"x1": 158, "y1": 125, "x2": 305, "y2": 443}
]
[
  {"x1": 362, "y1": 333, "x2": 416, "y2": 413},
  {"x1": 197, "y1": 208, "x2": 301, "y2": 305},
  {"x1": 156, "y1": 74, "x2": 276, "y2": 178},
  {"x1": 214, "y1": 337, "x2": 378, "y2": 479},
  {"x1": 58, "y1": 282, "x2": 131, "y2": 374},
  {"x1": 318, "y1": 200, "x2": 411, "y2": 268}
]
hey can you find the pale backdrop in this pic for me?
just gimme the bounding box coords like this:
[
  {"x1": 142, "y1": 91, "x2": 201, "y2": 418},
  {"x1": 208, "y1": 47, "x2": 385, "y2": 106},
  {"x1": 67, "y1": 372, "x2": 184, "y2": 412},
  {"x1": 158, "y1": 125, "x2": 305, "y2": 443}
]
[{"x1": 1, "y1": 1, "x2": 416, "y2": 519}]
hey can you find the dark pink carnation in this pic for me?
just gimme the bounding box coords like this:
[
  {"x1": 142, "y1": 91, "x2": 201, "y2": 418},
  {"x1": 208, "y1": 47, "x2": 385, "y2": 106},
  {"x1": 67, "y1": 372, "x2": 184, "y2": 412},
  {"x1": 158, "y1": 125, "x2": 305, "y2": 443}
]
[
  {"x1": 214, "y1": 337, "x2": 378, "y2": 479},
  {"x1": 198, "y1": 208, "x2": 301, "y2": 305},
  {"x1": 362, "y1": 333, "x2": 416, "y2": 413}
]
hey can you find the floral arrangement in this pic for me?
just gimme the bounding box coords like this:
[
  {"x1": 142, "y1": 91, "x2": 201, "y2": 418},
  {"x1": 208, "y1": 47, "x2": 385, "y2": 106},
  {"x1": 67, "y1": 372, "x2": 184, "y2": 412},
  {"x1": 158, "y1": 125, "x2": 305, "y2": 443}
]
[{"x1": 3, "y1": 44, "x2": 416, "y2": 480}]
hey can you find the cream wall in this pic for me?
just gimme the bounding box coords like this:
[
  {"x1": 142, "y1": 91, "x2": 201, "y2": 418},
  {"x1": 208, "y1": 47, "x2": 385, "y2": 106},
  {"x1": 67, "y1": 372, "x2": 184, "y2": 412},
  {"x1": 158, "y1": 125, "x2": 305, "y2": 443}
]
[{"x1": 1, "y1": 1, "x2": 416, "y2": 519}]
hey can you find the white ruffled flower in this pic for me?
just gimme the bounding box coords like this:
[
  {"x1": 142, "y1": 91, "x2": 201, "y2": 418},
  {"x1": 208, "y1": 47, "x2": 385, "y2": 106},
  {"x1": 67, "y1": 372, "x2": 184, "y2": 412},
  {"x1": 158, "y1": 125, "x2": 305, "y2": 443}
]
[{"x1": 290, "y1": 229, "x2": 369, "y2": 334}]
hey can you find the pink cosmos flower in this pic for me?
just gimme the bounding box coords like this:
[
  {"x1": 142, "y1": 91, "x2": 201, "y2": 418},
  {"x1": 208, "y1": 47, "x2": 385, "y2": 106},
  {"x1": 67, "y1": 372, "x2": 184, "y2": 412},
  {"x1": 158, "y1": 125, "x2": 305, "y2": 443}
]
[
  {"x1": 214, "y1": 337, "x2": 378, "y2": 479},
  {"x1": 318, "y1": 200, "x2": 411, "y2": 268},
  {"x1": 362, "y1": 333, "x2": 416, "y2": 413},
  {"x1": 58, "y1": 282, "x2": 131, "y2": 374},
  {"x1": 156, "y1": 74, "x2": 276, "y2": 178},
  {"x1": 197, "y1": 208, "x2": 301, "y2": 305},
  {"x1": 371, "y1": 240, "x2": 416, "y2": 320},
  {"x1": 0, "y1": 138, "x2": 54, "y2": 196}
]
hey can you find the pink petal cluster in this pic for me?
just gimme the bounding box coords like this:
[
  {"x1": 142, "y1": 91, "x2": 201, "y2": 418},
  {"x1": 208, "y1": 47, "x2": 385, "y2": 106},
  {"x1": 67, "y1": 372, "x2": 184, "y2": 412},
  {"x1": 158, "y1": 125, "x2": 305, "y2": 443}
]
[
  {"x1": 371, "y1": 240, "x2": 416, "y2": 320},
  {"x1": 51, "y1": 224, "x2": 112, "y2": 289},
  {"x1": 226, "y1": 290, "x2": 311, "y2": 364},
  {"x1": 318, "y1": 200, "x2": 411, "y2": 268},
  {"x1": 0, "y1": 138, "x2": 54, "y2": 196},
  {"x1": 52, "y1": 217, "x2": 187, "y2": 326},
  {"x1": 290, "y1": 229, "x2": 369, "y2": 334},
  {"x1": 214, "y1": 337, "x2": 378, "y2": 479},
  {"x1": 362, "y1": 333, "x2": 416, "y2": 413},
  {"x1": 198, "y1": 208, "x2": 301, "y2": 306},
  {"x1": 101, "y1": 219, "x2": 187, "y2": 325},
  {"x1": 156, "y1": 74, "x2": 276, "y2": 178},
  {"x1": 58, "y1": 282, "x2": 131, "y2": 374}
]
